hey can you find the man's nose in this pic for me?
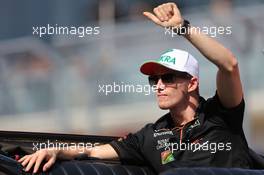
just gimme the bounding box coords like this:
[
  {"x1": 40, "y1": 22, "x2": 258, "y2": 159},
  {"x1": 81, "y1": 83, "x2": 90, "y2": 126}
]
[{"x1": 156, "y1": 79, "x2": 165, "y2": 91}]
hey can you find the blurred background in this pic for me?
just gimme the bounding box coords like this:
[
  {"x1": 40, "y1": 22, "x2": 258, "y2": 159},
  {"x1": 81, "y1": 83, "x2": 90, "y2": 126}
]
[{"x1": 0, "y1": 0, "x2": 263, "y2": 152}]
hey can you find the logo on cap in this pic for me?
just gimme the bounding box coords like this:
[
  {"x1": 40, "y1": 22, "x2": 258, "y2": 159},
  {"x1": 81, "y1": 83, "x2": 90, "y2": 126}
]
[{"x1": 158, "y1": 55, "x2": 176, "y2": 65}]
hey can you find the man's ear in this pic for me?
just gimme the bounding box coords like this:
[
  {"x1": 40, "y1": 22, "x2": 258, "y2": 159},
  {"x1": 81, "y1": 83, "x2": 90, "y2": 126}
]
[{"x1": 188, "y1": 77, "x2": 199, "y2": 93}]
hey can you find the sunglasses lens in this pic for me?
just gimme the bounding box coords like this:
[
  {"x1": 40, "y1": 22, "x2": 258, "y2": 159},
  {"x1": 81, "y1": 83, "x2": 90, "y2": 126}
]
[
  {"x1": 161, "y1": 74, "x2": 175, "y2": 84},
  {"x1": 148, "y1": 76, "x2": 158, "y2": 86}
]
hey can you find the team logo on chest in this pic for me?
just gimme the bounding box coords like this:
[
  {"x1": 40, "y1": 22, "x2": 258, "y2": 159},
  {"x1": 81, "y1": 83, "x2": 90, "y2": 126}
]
[
  {"x1": 161, "y1": 150, "x2": 175, "y2": 165},
  {"x1": 156, "y1": 138, "x2": 170, "y2": 150},
  {"x1": 153, "y1": 130, "x2": 173, "y2": 138}
]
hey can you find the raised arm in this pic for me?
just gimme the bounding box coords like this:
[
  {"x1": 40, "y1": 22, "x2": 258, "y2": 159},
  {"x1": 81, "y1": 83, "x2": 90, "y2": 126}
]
[{"x1": 143, "y1": 3, "x2": 243, "y2": 108}]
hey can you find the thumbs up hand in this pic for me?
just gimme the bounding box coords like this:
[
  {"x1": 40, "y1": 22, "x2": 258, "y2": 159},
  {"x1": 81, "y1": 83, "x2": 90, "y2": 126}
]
[{"x1": 143, "y1": 3, "x2": 183, "y2": 28}]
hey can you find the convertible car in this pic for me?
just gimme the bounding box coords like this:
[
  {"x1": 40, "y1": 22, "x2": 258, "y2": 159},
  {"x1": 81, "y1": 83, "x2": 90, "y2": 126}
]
[{"x1": 0, "y1": 130, "x2": 264, "y2": 175}]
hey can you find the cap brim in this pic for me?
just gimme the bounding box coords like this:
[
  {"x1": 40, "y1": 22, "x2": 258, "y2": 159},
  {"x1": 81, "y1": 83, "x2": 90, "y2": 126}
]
[{"x1": 140, "y1": 61, "x2": 178, "y2": 75}]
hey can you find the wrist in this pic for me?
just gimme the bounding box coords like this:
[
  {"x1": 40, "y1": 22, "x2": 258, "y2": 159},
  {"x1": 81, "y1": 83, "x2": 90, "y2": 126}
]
[
  {"x1": 54, "y1": 149, "x2": 62, "y2": 158},
  {"x1": 89, "y1": 147, "x2": 96, "y2": 157},
  {"x1": 172, "y1": 19, "x2": 190, "y2": 36}
]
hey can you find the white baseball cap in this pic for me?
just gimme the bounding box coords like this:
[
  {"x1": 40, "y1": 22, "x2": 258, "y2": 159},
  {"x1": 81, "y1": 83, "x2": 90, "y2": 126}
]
[{"x1": 140, "y1": 49, "x2": 199, "y2": 78}]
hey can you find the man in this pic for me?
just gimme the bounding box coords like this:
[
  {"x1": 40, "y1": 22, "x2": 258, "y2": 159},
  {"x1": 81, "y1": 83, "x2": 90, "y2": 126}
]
[{"x1": 18, "y1": 2, "x2": 252, "y2": 174}]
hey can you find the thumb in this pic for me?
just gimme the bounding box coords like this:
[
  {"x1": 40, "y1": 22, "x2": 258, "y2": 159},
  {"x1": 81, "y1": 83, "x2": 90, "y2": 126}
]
[{"x1": 143, "y1": 12, "x2": 162, "y2": 26}]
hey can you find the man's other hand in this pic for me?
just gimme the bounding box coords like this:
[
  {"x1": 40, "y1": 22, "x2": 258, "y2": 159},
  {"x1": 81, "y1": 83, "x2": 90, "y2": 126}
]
[{"x1": 18, "y1": 149, "x2": 59, "y2": 173}]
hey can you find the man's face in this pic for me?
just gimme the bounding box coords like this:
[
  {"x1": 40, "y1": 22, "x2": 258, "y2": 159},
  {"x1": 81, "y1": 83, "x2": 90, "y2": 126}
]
[{"x1": 149, "y1": 69, "x2": 192, "y2": 110}]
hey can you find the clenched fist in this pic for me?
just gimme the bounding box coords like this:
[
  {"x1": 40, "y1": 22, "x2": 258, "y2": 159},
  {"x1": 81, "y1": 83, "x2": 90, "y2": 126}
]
[{"x1": 143, "y1": 3, "x2": 183, "y2": 28}]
